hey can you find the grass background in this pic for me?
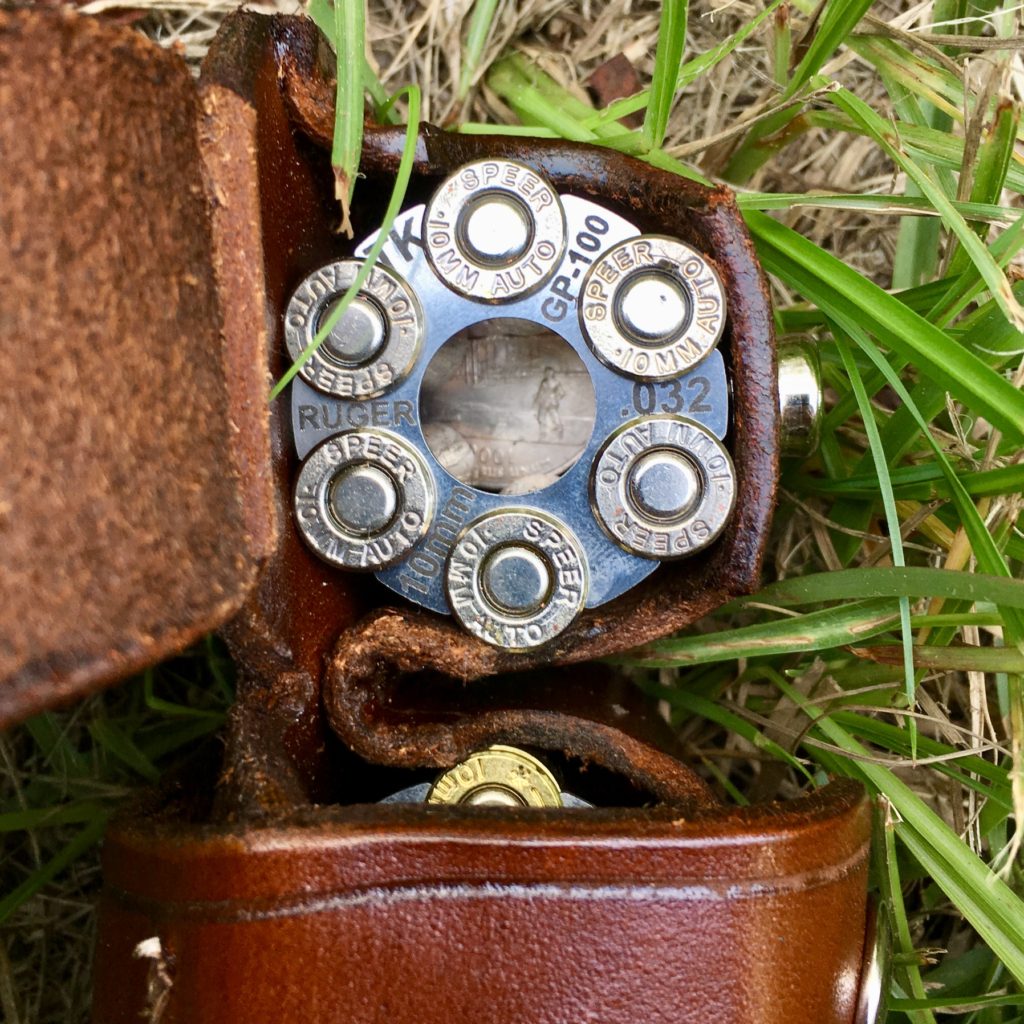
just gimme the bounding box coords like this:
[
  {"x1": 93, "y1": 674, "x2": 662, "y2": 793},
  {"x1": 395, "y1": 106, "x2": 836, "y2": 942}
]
[{"x1": 3, "y1": 0, "x2": 1024, "y2": 1020}]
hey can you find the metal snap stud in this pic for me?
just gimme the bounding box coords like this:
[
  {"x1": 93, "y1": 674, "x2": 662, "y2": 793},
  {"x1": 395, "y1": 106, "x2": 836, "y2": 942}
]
[{"x1": 778, "y1": 340, "x2": 823, "y2": 458}]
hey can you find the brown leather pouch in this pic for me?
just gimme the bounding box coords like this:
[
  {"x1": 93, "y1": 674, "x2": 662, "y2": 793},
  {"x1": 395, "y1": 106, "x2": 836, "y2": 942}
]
[
  {"x1": 94, "y1": 773, "x2": 871, "y2": 1024},
  {"x1": 0, "y1": 11, "x2": 874, "y2": 1023}
]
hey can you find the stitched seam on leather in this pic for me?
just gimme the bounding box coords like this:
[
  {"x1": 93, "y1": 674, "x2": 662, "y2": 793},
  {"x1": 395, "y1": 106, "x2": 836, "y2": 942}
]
[{"x1": 105, "y1": 836, "x2": 869, "y2": 923}]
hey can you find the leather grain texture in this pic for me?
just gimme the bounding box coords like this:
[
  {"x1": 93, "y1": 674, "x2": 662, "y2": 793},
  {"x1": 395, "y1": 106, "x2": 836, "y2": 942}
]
[
  {"x1": 93, "y1": 780, "x2": 872, "y2": 1024},
  {"x1": 0, "y1": 11, "x2": 276, "y2": 725}
]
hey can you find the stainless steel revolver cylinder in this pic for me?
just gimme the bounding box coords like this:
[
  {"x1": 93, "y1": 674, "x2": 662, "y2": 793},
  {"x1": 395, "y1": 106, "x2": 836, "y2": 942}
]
[{"x1": 287, "y1": 157, "x2": 743, "y2": 649}]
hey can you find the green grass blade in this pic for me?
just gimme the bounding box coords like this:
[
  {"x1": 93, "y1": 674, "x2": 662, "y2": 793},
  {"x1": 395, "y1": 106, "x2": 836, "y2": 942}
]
[
  {"x1": 661, "y1": 689, "x2": 815, "y2": 781},
  {"x1": 140, "y1": 718, "x2": 225, "y2": 762},
  {"x1": 142, "y1": 668, "x2": 223, "y2": 720},
  {"x1": 854, "y1": 644, "x2": 1024, "y2": 674},
  {"x1": 798, "y1": 462, "x2": 1024, "y2": 501},
  {"x1": 643, "y1": 0, "x2": 689, "y2": 150},
  {"x1": 0, "y1": 817, "x2": 107, "y2": 925},
  {"x1": 775, "y1": 677, "x2": 1024, "y2": 987},
  {"x1": 834, "y1": 316, "x2": 1024, "y2": 641},
  {"x1": 88, "y1": 720, "x2": 160, "y2": 783},
  {"x1": 269, "y1": 85, "x2": 422, "y2": 399},
  {"x1": 850, "y1": 36, "x2": 968, "y2": 123},
  {"x1": 948, "y1": 97, "x2": 1020, "y2": 277},
  {"x1": 23, "y1": 712, "x2": 89, "y2": 778},
  {"x1": 880, "y1": 803, "x2": 937, "y2": 1024},
  {"x1": 968, "y1": 98, "x2": 1019, "y2": 211},
  {"x1": 488, "y1": 56, "x2": 602, "y2": 143},
  {"x1": 307, "y1": 0, "x2": 331, "y2": 37},
  {"x1": 892, "y1": 995, "x2": 1024, "y2": 1011},
  {"x1": 884, "y1": 74, "x2": 950, "y2": 289},
  {"x1": 746, "y1": 209, "x2": 1024, "y2": 443},
  {"x1": 805, "y1": 107, "x2": 1024, "y2": 196},
  {"x1": 784, "y1": 0, "x2": 875, "y2": 99},
  {"x1": 330, "y1": 0, "x2": 366, "y2": 235},
  {"x1": 459, "y1": 123, "x2": 559, "y2": 137},
  {"x1": 737, "y1": 191, "x2": 1015, "y2": 222},
  {"x1": 833, "y1": 330, "x2": 917, "y2": 750},
  {"x1": 822, "y1": 271, "x2": 1024, "y2": 485},
  {"x1": 911, "y1": 611, "x2": 1005, "y2": 629},
  {"x1": 832, "y1": 711, "x2": 1010, "y2": 790},
  {"x1": 307, "y1": 0, "x2": 399, "y2": 126},
  {"x1": 585, "y1": 1, "x2": 784, "y2": 127},
  {"x1": 458, "y1": 0, "x2": 500, "y2": 102},
  {"x1": 820, "y1": 79, "x2": 1024, "y2": 329},
  {"x1": 614, "y1": 599, "x2": 902, "y2": 667},
  {"x1": 753, "y1": 567, "x2": 1024, "y2": 610},
  {"x1": 722, "y1": 103, "x2": 810, "y2": 183},
  {"x1": 880, "y1": 62, "x2": 958, "y2": 198},
  {"x1": 0, "y1": 802, "x2": 106, "y2": 833},
  {"x1": 892, "y1": 194, "x2": 940, "y2": 288},
  {"x1": 772, "y1": 1, "x2": 792, "y2": 86}
]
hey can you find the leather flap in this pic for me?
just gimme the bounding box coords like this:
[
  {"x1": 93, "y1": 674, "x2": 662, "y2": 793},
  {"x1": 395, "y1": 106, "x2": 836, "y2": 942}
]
[{"x1": 0, "y1": 11, "x2": 277, "y2": 725}]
